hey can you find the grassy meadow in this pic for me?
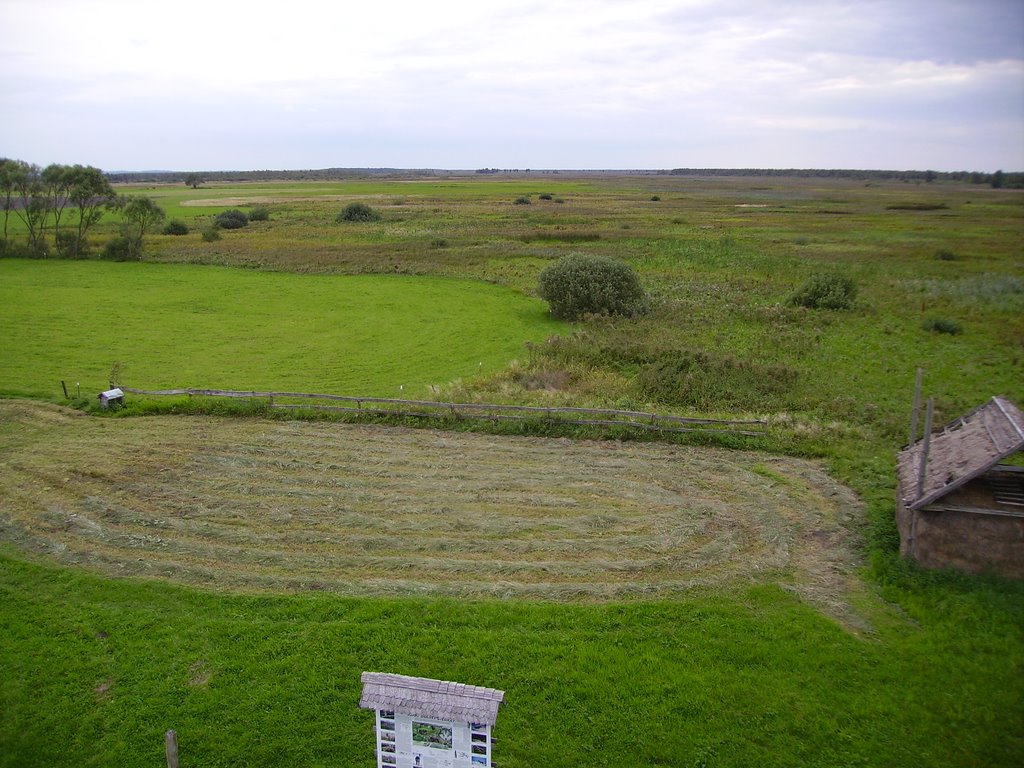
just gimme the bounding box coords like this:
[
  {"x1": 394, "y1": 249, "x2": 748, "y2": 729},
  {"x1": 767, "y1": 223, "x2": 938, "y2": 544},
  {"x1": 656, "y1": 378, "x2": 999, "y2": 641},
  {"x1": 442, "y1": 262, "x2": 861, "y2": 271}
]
[
  {"x1": 1, "y1": 172, "x2": 1023, "y2": 766},
  {"x1": 0, "y1": 260, "x2": 564, "y2": 398}
]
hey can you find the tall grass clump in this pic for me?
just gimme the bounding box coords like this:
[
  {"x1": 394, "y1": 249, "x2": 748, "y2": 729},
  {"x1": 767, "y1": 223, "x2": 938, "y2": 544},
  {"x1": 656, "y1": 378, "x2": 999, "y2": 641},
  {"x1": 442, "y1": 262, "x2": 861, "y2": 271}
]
[
  {"x1": 537, "y1": 254, "x2": 648, "y2": 321},
  {"x1": 789, "y1": 272, "x2": 858, "y2": 310}
]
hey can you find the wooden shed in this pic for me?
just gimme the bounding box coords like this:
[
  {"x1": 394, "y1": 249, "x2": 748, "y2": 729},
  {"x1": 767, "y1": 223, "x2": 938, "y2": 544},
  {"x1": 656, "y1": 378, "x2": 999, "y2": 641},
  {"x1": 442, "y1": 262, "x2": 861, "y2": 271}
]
[
  {"x1": 896, "y1": 396, "x2": 1024, "y2": 578},
  {"x1": 359, "y1": 672, "x2": 504, "y2": 768}
]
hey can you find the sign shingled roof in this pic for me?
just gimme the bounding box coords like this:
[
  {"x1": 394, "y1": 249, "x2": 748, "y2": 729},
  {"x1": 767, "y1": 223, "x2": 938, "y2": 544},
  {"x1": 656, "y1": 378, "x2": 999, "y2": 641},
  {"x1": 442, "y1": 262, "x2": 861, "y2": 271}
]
[
  {"x1": 898, "y1": 396, "x2": 1024, "y2": 509},
  {"x1": 359, "y1": 672, "x2": 505, "y2": 725}
]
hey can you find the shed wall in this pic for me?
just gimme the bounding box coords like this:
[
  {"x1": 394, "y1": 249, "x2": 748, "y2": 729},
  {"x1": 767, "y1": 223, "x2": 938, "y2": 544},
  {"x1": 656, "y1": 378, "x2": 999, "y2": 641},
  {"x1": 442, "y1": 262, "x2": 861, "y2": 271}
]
[{"x1": 898, "y1": 503, "x2": 1024, "y2": 579}]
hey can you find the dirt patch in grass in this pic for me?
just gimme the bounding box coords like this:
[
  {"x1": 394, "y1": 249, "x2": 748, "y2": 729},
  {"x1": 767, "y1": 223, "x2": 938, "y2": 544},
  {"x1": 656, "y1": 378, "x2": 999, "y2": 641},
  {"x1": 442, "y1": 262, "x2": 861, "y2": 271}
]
[{"x1": 0, "y1": 400, "x2": 867, "y2": 625}]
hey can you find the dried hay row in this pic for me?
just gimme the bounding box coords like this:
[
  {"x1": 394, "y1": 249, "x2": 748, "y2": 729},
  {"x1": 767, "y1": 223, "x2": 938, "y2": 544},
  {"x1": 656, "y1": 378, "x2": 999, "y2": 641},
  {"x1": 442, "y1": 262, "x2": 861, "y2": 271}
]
[{"x1": 0, "y1": 400, "x2": 865, "y2": 621}]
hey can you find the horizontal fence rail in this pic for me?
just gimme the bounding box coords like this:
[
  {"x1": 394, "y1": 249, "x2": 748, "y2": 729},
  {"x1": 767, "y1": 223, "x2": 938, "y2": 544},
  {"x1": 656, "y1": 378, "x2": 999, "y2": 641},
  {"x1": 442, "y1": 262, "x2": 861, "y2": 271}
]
[{"x1": 120, "y1": 386, "x2": 767, "y2": 436}]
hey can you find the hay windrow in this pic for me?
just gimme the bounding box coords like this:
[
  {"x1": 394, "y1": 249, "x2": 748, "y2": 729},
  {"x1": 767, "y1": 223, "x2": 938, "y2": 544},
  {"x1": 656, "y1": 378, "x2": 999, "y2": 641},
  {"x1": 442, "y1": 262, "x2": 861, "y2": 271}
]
[{"x1": 0, "y1": 400, "x2": 866, "y2": 622}]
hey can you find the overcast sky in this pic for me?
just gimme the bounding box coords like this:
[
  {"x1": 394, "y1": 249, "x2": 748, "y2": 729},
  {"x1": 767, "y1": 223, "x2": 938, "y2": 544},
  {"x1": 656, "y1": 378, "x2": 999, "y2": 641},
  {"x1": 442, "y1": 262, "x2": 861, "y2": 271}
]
[{"x1": 2, "y1": 0, "x2": 1022, "y2": 172}]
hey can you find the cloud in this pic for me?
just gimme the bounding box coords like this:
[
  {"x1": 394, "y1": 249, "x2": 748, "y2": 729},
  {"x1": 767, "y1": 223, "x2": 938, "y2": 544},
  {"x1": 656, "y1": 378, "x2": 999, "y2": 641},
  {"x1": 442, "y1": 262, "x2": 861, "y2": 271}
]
[{"x1": 1, "y1": 0, "x2": 1021, "y2": 170}]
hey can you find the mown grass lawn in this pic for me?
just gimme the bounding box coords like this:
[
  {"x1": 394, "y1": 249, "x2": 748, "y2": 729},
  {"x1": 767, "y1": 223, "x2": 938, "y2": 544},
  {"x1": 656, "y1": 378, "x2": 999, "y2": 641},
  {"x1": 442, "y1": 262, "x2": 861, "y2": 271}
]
[{"x1": 0, "y1": 259, "x2": 565, "y2": 398}]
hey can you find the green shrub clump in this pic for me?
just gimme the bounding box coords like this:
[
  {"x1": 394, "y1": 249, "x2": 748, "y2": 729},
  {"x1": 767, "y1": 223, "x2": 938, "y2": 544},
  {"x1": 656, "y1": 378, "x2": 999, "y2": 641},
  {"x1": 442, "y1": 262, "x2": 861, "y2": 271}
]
[
  {"x1": 162, "y1": 219, "x2": 189, "y2": 236},
  {"x1": 214, "y1": 210, "x2": 249, "y2": 229},
  {"x1": 789, "y1": 273, "x2": 858, "y2": 310},
  {"x1": 537, "y1": 254, "x2": 648, "y2": 321},
  {"x1": 248, "y1": 205, "x2": 270, "y2": 222},
  {"x1": 514, "y1": 196, "x2": 531, "y2": 205},
  {"x1": 201, "y1": 227, "x2": 221, "y2": 242},
  {"x1": 101, "y1": 236, "x2": 134, "y2": 261},
  {"x1": 336, "y1": 203, "x2": 381, "y2": 222},
  {"x1": 923, "y1": 317, "x2": 963, "y2": 335}
]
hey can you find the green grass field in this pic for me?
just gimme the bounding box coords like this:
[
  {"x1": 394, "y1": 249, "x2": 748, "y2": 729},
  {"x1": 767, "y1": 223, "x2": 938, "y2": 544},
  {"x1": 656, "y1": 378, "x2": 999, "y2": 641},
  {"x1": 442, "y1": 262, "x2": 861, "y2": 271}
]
[
  {"x1": 0, "y1": 259, "x2": 565, "y2": 398},
  {"x1": 1, "y1": 173, "x2": 1023, "y2": 766}
]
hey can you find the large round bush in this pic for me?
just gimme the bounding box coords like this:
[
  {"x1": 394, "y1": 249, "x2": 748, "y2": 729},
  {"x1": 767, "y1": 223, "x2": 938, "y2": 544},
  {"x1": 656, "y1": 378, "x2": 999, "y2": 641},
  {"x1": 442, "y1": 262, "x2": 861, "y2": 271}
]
[
  {"x1": 789, "y1": 272, "x2": 857, "y2": 310},
  {"x1": 214, "y1": 209, "x2": 249, "y2": 229},
  {"x1": 537, "y1": 254, "x2": 648, "y2": 321},
  {"x1": 336, "y1": 202, "x2": 381, "y2": 222}
]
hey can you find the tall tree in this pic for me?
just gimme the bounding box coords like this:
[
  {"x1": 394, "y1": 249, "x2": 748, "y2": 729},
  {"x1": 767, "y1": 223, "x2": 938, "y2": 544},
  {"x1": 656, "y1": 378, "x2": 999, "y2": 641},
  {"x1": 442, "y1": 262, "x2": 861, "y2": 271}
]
[
  {"x1": 117, "y1": 195, "x2": 166, "y2": 259},
  {"x1": 65, "y1": 166, "x2": 115, "y2": 257},
  {"x1": 41, "y1": 164, "x2": 74, "y2": 244},
  {"x1": 0, "y1": 158, "x2": 21, "y2": 249},
  {"x1": 10, "y1": 161, "x2": 48, "y2": 256}
]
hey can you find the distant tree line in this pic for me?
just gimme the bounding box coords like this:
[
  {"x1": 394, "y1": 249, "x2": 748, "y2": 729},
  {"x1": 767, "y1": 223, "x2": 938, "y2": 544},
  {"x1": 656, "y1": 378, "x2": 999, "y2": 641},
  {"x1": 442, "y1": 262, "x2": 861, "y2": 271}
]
[
  {"x1": 662, "y1": 167, "x2": 1022, "y2": 187},
  {"x1": 106, "y1": 168, "x2": 441, "y2": 184}
]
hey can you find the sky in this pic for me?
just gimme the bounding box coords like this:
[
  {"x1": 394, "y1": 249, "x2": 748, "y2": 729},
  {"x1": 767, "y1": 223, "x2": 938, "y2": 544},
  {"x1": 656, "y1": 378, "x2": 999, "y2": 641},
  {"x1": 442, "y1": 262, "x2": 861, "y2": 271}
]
[{"x1": 2, "y1": 0, "x2": 1022, "y2": 172}]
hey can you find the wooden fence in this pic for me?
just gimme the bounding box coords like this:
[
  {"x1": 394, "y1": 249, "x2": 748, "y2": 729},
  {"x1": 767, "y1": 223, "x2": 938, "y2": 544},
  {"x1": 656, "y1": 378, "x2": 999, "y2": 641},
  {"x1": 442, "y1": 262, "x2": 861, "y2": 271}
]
[{"x1": 120, "y1": 386, "x2": 767, "y2": 437}]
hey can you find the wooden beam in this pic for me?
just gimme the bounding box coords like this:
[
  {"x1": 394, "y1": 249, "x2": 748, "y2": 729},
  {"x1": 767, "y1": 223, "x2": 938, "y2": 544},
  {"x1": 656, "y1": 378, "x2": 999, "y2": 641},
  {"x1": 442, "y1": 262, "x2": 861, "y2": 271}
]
[
  {"x1": 915, "y1": 397, "x2": 934, "y2": 502},
  {"x1": 908, "y1": 367, "x2": 923, "y2": 447}
]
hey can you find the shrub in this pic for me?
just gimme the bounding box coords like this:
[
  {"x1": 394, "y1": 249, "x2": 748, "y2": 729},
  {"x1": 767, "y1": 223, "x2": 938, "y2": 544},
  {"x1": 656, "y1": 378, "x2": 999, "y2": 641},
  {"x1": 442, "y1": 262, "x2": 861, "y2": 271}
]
[
  {"x1": 637, "y1": 350, "x2": 798, "y2": 411},
  {"x1": 537, "y1": 254, "x2": 649, "y2": 321},
  {"x1": 201, "y1": 227, "x2": 221, "y2": 242},
  {"x1": 923, "y1": 317, "x2": 963, "y2": 335},
  {"x1": 101, "y1": 236, "x2": 133, "y2": 261},
  {"x1": 514, "y1": 196, "x2": 531, "y2": 205},
  {"x1": 650, "y1": 195, "x2": 661, "y2": 201},
  {"x1": 55, "y1": 230, "x2": 85, "y2": 258},
  {"x1": 214, "y1": 209, "x2": 248, "y2": 229},
  {"x1": 430, "y1": 238, "x2": 448, "y2": 248},
  {"x1": 248, "y1": 205, "x2": 270, "y2": 222},
  {"x1": 162, "y1": 219, "x2": 189, "y2": 236},
  {"x1": 336, "y1": 202, "x2": 381, "y2": 222},
  {"x1": 789, "y1": 273, "x2": 857, "y2": 310},
  {"x1": 934, "y1": 248, "x2": 957, "y2": 261},
  {"x1": 538, "y1": 193, "x2": 553, "y2": 200}
]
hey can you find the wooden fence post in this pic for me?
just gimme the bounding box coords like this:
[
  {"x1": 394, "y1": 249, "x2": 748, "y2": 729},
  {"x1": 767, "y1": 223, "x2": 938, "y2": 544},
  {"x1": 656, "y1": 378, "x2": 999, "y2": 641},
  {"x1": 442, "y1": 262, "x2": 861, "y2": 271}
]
[
  {"x1": 165, "y1": 729, "x2": 179, "y2": 768},
  {"x1": 915, "y1": 397, "x2": 934, "y2": 502},
  {"x1": 908, "y1": 367, "x2": 923, "y2": 447}
]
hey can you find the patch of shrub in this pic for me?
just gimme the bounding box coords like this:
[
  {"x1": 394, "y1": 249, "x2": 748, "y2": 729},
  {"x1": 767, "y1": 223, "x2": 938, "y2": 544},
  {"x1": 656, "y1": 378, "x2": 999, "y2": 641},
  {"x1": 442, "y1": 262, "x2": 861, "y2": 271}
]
[
  {"x1": 514, "y1": 196, "x2": 531, "y2": 205},
  {"x1": 933, "y1": 248, "x2": 957, "y2": 261},
  {"x1": 637, "y1": 351, "x2": 798, "y2": 411},
  {"x1": 55, "y1": 230, "x2": 85, "y2": 258},
  {"x1": 214, "y1": 209, "x2": 249, "y2": 229},
  {"x1": 789, "y1": 272, "x2": 857, "y2": 310},
  {"x1": 537, "y1": 253, "x2": 649, "y2": 321},
  {"x1": 650, "y1": 195, "x2": 661, "y2": 201},
  {"x1": 101, "y1": 236, "x2": 134, "y2": 261},
  {"x1": 554, "y1": 198, "x2": 565, "y2": 204},
  {"x1": 162, "y1": 219, "x2": 189, "y2": 236},
  {"x1": 336, "y1": 202, "x2": 381, "y2": 222},
  {"x1": 248, "y1": 205, "x2": 270, "y2": 222},
  {"x1": 923, "y1": 317, "x2": 962, "y2": 335},
  {"x1": 538, "y1": 193, "x2": 553, "y2": 200},
  {"x1": 885, "y1": 202, "x2": 949, "y2": 211},
  {"x1": 430, "y1": 238, "x2": 448, "y2": 248},
  {"x1": 520, "y1": 231, "x2": 601, "y2": 244},
  {"x1": 201, "y1": 227, "x2": 221, "y2": 242}
]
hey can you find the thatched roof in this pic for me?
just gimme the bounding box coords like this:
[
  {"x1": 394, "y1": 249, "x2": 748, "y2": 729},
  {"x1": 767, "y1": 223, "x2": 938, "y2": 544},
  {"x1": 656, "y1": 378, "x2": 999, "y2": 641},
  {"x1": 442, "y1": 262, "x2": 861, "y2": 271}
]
[
  {"x1": 359, "y1": 672, "x2": 504, "y2": 725},
  {"x1": 898, "y1": 396, "x2": 1024, "y2": 510}
]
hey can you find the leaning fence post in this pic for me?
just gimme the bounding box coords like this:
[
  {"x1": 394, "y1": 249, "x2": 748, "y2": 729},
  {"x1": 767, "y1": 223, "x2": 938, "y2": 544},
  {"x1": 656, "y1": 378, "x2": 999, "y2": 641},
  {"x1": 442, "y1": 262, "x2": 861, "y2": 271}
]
[
  {"x1": 915, "y1": 397, "x2": 934, "y2": 502},
  {"x1": 165, "y1": 729, "x2": 179, "y2": 768}
]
